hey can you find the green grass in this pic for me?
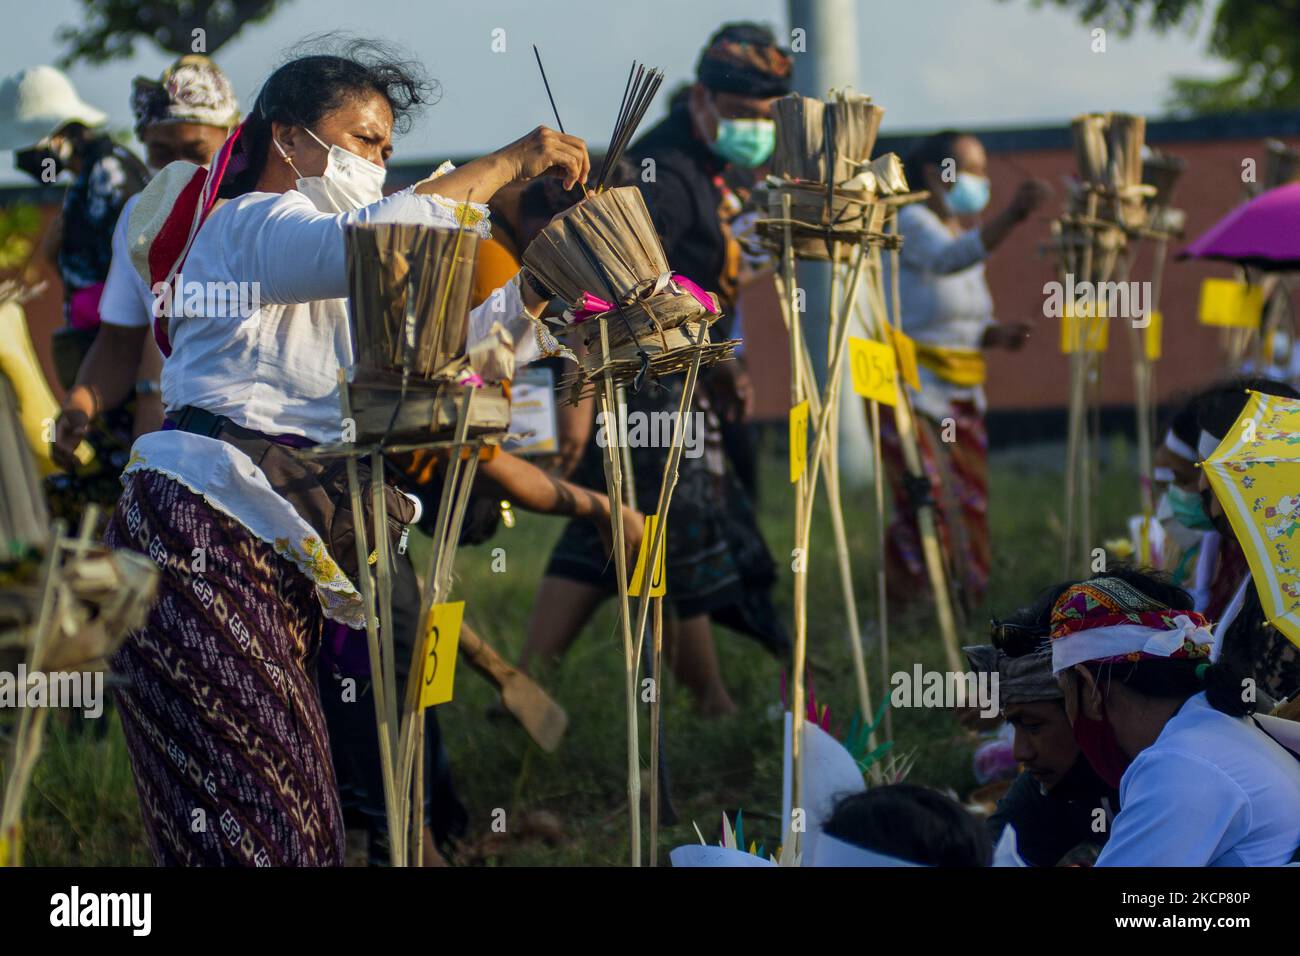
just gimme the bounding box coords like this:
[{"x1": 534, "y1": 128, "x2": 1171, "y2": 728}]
[{"x1": 8, "y1": 437, "x2": 1137, "y2": 866}]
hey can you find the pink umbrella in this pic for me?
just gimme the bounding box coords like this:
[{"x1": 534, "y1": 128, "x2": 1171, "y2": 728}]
[{"x1": 1181, "y1": 182, "x2": 1300, "y2": 270}]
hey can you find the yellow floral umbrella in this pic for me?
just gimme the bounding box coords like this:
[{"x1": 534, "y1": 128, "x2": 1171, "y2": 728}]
[{"x1": 1202, "y1": 389, "x2": 1300, "y2": 649}]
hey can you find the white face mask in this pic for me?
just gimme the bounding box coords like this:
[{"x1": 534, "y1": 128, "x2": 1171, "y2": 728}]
[{"x1": 275, "y1": 127, "x2": 386, "y2": 212}]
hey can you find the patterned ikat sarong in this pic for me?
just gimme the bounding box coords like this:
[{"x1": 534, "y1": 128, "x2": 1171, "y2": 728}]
[{"x1": 106, "y1": 470, "x2": 345, "y2": 866}]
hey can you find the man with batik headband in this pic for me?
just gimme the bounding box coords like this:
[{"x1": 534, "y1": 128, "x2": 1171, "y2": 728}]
[
  {"x1": 1048, "y1": 570, "x2": 1300, "y2": 866},
  {"x1": 53, "y1": 55, "x2": 239, "y2": 470},
  {"x1": 967, "y1": 588, "x2": 1117, "y2": 866}
]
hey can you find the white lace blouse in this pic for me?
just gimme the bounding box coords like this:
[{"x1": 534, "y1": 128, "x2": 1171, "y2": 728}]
[{"x1": 123, "y1": 183, "x2": 538, "y2": 625}]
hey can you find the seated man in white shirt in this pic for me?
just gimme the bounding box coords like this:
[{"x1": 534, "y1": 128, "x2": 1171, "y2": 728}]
[{"x1": 1047, "y1": 569, "x2": 1300, "y2": 866}]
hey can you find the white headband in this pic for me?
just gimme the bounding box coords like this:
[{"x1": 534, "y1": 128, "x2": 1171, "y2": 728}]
[
  {"x1": 1153, "y1": 466, "x2": 1175, "y2": 483},
  {"x1": 1051, "y1": 614, "x2": 1214, "y2": 674},
  {"x1": 1164, "y1": 429, "x2": 1197, "y2": 461},
  {"x1": 1198, "y1": 429, "x2": 1222, "y2": 461},
  {"x1": 809, "y1": 834, "x2": 925, "y2": 867}
]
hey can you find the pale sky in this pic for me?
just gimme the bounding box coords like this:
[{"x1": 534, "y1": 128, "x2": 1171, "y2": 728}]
[{"x1": 0, "y1": 0, "x2": 1224, "y2": 182}]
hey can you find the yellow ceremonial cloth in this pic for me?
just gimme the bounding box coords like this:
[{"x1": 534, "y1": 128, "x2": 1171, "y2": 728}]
[{"x1": 914, "y1": 343, "x2": 987, "y2": 387}]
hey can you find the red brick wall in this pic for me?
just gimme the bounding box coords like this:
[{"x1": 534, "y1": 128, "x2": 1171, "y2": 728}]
[{"x1": 744, "y1": 135, "x2": 1300, "y2": 421}]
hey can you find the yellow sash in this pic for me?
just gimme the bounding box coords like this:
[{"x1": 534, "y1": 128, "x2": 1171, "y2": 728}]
[{"x1": 914, "y1": 343, "x2": 987, "y2": 387}]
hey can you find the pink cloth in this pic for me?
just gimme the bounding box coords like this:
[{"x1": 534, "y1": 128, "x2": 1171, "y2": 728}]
[
  {"x1": 68, "y1": 283, "x2": 105, "y2": 331},
  {"x1": 568, "y1": 273, "x2": 720, "y2": 323}
]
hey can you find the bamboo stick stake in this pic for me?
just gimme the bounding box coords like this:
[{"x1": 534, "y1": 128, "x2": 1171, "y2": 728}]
[
  {"x1": 648, "y1": 594, "x2": 664, "y2": 866},
  {"x1": 596, "y1": 315, "x2": 641, "y2": 866},
  {"x1": 792, "y1": 240, "x2": 872, "y2": 844},
  {"x1": 631, "y1": 346, "x2": 702, "y2": 665},
  {"x1": 396, "y1": 387, "x2": 478, "y2": 865},
  {"x1": 772, "y1": 267, "x2": 876, "y2": 746},
  {"x1": 780, "y1": 194, "x2": 808, "y2": 836},
  {"x1": 869, "y1": 397, "x2": 892, "y2": 744},
  {"x1": 339, "y1": 374, "x2": 402, "y2": 866},
  {"x1": 370, "y1": 450, "x2": 399, "y2": 758}
]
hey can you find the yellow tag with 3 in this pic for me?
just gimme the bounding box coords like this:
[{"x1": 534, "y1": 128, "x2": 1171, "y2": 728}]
[
  {"x1": 629, "y1": 513, "x2": 667, "y2": 597},
  {"x1": 789, "y1": 400, "x2": 809, "y2": 483},
  {"x1": 419, "y1": 601, "x2": 465, "y2": 710}
]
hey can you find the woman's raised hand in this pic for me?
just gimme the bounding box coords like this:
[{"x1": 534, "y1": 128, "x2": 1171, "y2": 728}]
[{"x1": 498, "y1": 126, "x2": 590, "y2": 191}]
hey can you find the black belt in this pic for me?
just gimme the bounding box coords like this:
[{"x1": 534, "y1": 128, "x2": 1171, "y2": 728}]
[{"x1": 171, "y1": 405, "x2": 292, "y2": 445}]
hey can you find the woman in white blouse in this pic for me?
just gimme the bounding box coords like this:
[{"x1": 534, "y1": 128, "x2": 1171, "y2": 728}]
[
  {"x1": 879, "y1": 130, "x2": 1049, "y2": 611},
  {"x1": 95, "y1": 42, "x2": 601, "y2": 866}
]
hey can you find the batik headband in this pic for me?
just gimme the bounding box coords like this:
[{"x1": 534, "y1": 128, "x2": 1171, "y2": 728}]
[
  {"x1": 132, "y1": 55, "x2": 239, "y2": 137},
  {"x1": 1048, "y1": 577, "x2": 1213, "y2": 674}
]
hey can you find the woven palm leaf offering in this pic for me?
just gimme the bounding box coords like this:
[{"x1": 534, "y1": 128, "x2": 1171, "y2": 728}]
[
  {"x1": 1065, "y1": 113, "x2": 1156, "y2": 235},
  {"x1": 522, "y1": 186, "x2": 735, "y2": 402},
  {"x1": 344, "y1": 221, "x2": 510, "y2": 444},
  {"x1": 755, "y1": 89, "x2": 910, "y2": 259}
]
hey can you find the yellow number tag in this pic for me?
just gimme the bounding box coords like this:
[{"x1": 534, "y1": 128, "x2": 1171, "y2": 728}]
[
  {"x1": 789, "y1": 400, "x2": 809, "y2": 483},
  {"x1": 1198, "y1": 278, "x2": 1263, "y2": 329},
  {"x1": 848, "y1": 336, "x2": 898, "y2": 406},
  {"x1": 0, "y1": 823, "x2": 20, "y2": 867},
  {"x1": 1144, "y1": 310, "x2": 1162, "y2": 362},
  {"x1": 1060, "y1": 303, "x2": 1109, "y2": 353},
  {"x1": 629, "y1": 514, "x2": 667, "y2": 597},
  {"x1": 889, "y1": 327, "x2": 921, "y2": 391},
  {"x1": 419, "y1": 601, "x2": 465, "y2": 710}
]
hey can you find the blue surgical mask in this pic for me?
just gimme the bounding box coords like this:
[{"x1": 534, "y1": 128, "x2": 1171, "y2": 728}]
[
  {"x1": 705, "y1": 97, "x2": 775, "y2": 169},
  {"x1": 1166, "y1": 485, "x2": 1214, "y2": 531},
  {"x1": 945, "y1": 172, "x2": 990, "y2": 215}
]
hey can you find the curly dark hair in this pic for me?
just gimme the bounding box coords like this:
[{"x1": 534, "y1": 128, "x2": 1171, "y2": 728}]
[{"x1": 221, "y1": 35, "x2": 437, "y2": 197}]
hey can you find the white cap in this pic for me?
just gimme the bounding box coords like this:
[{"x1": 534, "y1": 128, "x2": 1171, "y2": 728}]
[{"x1": 0, "y1": 66, "x2": 107, "y2": 150}]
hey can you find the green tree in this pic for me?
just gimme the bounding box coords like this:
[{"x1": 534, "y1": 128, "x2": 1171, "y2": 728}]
[
  {"x1": 1025, "y1": 0, "x2": 1300, "y2": 114},
  {"x1": 57, "y1": 0, "x2": 286, "y2": 66}
]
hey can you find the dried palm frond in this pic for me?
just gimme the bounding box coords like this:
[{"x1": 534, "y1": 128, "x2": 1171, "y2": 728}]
[
  {"x1": 523, "y1": 186, "x2": 668, "y2": 304},
  {"x1": 771, "y1": 90, "x2": 884, "y2": 185}
]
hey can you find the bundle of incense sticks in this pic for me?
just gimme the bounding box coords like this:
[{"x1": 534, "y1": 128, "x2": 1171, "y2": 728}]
[
  {"x1": 771, "y1": 90, "x2": 884, "y2": 185},
  {"x1": 595, "y1": 62, "x2": 664, "y2": 191},
  {"x1": 345, "y1": 222, "x2": 479, "y2": 380}
]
